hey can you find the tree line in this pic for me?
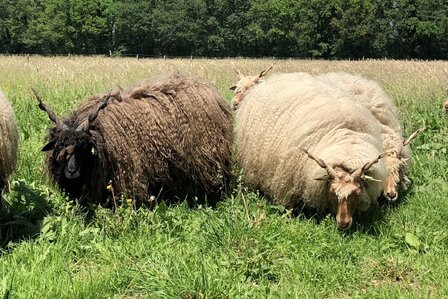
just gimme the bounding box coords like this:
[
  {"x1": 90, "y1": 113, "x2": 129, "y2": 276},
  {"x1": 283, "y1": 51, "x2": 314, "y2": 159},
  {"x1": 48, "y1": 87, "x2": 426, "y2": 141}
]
[{"x1": 0, "y1": 0, "x2": 447, "y2": 59}]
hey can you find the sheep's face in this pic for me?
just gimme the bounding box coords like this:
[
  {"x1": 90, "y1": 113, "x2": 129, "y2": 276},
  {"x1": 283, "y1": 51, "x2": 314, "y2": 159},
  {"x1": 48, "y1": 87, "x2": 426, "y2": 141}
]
[
  {"x1": 230, "y1": 64, "x2": 274, "y2": 110},
  {"x1": 43, "y1": 129, "x2": 97, "y2": 181},
  {"x1": 230, "y1": 77, "x2": 258, "y2": 110},
  {"x1": 329, "y1": 169, "x2": 364, "y2": 230},
  {"x1": 383, "y1": 128, "x2": 423, "y2": 202},
  {"x1": 34, "y1": 88, "x2": 115, "y2": 183},
  {"x1": 302, "y1": 148, "x2": 386, "y2": 231},
  {"x1": 444, "y1": 99, "x2": 448, "y2": 115},
  {"x1": 384, "y1": 152, "x2": 403, "y2": 201}
]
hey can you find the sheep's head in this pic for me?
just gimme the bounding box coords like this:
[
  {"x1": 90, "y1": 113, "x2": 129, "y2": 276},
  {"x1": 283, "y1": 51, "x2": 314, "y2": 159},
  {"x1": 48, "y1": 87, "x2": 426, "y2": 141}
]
[
  {"x1": 303, "y1": 149, "x2": 385, "y2": 230},
  {"x1": 229, "y1": 64, "x2": 274, "y2": 110},
  {"x1": 384, "y1": 128, "x2": 424, "y2": 201},
  {"x1": 33, "y1": 89, "x2": 117, "y2": 181}
]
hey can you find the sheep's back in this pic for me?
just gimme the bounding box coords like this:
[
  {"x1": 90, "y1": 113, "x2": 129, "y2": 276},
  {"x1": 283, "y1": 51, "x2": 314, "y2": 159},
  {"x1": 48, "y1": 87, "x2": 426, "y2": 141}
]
[
  {"x1": 235, "y1": 73, "x2": 386, "y2": 209},
  {"x1": 77, "y1": 75, "x2": 232, "y2": 199},
  {"x1": 0, "y1": 90, "x2": 18, "y2": 183},
  {"x1": 317, "y1": 73, "x2": 401, "y2": 130},
  {"x1": 317, "y1": 72, "x2": 410, "y2": 161}
]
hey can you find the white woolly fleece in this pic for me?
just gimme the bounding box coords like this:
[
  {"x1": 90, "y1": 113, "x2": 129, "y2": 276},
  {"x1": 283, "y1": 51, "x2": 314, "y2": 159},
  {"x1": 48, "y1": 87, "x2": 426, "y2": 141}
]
[
  {"x1": 0, "y1": 90, "x2": 19, "y2": 184},
  {"x1": 316, "y1": 72, "x2": 411, "y2": 191},
  {"x1": 235, "y1": 73, "x2": 387, "y2": 211}
]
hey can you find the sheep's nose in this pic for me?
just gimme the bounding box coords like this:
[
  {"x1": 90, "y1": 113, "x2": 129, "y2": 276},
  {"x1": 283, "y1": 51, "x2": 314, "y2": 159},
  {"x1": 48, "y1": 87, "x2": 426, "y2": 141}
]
[
  {"x1": 65, "y1": 165, "x2": 80, "y2": 179},
  {"x1": 337, "y1": 218, "x2": 352, "y2": 230},
  {"x1": 338, "y1": 222, "x2": 351, "y2": 230},
  {"x1": 386, "y1": 191, "x2": 398, "y2": 201}
]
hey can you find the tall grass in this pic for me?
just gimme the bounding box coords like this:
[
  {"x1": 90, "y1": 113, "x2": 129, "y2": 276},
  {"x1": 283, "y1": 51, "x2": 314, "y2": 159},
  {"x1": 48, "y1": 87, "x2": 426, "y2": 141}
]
[{"x1": 0, "y1": 56, "x2": 447, "y2": 298}]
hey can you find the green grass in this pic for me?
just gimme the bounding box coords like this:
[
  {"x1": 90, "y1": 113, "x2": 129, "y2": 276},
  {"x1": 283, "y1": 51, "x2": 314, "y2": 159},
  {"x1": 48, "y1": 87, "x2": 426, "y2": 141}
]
[{"x1": 0, "y1": 56, "x2": 447, "y2": 298}]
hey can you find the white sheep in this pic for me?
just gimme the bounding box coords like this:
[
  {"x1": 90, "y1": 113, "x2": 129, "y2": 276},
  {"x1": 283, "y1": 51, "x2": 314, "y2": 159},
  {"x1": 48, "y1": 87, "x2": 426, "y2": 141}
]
[
  {"x1": 0, "y1": 89, "x2": 19, "y2": 203},
  {"x1": 234, "y1": 72, "x2": 387, "y2": 230},
  {"x1": 316, "y1": 72, "x2": 423, "y2": 202}
]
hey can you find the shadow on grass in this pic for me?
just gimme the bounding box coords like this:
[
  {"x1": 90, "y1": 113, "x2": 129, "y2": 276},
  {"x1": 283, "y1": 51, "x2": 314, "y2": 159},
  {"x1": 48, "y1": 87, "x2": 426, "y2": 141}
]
[
  {"x1": 288, "y1": 187, "x2": 414, "y2": 236},
  {"x1": 346, "y1": 188, "x2": 413, "y2": 236},
  {"x1": 292, "y1": 204, "x2": 387, "y2": 236},
  {"x1": 0, "y1": 180, "x2": 53, "y2": 248}
]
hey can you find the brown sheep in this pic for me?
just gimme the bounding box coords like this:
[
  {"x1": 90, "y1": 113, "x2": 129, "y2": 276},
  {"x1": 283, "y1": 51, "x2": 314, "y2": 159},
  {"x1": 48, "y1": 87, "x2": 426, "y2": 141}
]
[{"x1": 35, "y1": 75, "x2": 233, "y2": 206}]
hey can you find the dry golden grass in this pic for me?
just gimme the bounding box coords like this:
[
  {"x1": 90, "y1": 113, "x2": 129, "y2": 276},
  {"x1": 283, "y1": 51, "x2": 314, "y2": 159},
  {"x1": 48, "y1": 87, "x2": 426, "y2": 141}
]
[
  {"x1": 1, "y1": 56, "x2": 447, "y2": 105},
  {"x1": 1, "y1": 55, "x2": 446, "y2": 188}
]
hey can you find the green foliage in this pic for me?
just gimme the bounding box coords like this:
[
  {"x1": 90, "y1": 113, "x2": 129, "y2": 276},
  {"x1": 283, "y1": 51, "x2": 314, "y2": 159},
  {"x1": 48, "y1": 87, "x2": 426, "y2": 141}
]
[
  {"x1": 151, "y1": 0, "x2": 208, "y2": 55},
  {"x1": 0, "y1": 0, "x2": 117, "y2": 54},
  {"x1": 0, "y1": 0, "x2": 447, "y2": 58}
]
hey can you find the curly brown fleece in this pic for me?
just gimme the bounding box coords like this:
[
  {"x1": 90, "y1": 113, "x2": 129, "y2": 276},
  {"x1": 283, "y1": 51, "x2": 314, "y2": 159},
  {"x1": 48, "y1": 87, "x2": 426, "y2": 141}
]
[{"x1": 46, "y1": 75, "x2": 233, "y2": 204}]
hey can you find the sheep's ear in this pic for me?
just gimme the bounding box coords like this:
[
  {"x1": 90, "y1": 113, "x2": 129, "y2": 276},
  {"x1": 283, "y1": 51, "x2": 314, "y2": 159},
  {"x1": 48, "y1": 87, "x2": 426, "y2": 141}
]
[
  {"x1": 42, "y1": 140, "x2": 56, "y2": 151},
  {"x1": 362, "y1": 175, "x2": 381, "y2": 182},
  {"x1": 229, "y1": 85, "x2": 237, "y2": 91}
]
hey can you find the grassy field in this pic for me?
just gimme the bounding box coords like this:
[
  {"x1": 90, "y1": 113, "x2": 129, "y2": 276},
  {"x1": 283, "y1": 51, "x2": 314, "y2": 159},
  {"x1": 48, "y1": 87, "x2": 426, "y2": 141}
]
[{"x1": 0, "y1": 56, "x2": 447, "y2": 298}]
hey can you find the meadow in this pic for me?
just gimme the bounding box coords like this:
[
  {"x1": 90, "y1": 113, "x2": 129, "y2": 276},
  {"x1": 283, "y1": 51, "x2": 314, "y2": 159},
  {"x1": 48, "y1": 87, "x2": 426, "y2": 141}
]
[{"x1": 0, "y1": 56, "x2": 447, "y2": 298}]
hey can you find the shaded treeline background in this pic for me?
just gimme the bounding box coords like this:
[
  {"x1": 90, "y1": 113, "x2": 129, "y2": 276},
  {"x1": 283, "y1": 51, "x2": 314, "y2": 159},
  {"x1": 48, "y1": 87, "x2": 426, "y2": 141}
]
[{"x1": 0, "y1": 0, "x2": 447, "y2": 59}]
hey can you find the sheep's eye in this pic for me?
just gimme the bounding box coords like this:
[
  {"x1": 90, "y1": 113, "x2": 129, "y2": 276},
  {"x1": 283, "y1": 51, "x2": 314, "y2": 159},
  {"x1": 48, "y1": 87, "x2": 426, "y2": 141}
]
[{"x1": 91, "y1": 147, "x2": 97, "y2": 155}]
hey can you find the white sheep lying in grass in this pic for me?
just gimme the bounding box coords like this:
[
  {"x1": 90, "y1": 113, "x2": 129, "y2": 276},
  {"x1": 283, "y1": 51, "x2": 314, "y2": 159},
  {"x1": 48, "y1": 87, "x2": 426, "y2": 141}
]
[
  {"x1": 316, "y1": 72, "x2": 423, "y2": 202},
  {"x1": 234, "y1": 72, "x2": 388, "y2": 230},
  {"x1": 0, "y1": 89, "x2": 18, "y2": 203}
]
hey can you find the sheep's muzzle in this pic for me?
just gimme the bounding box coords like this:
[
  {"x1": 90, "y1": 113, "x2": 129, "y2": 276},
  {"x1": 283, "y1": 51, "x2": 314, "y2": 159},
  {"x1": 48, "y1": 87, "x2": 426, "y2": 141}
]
[
  {"x1": 384, "y1": 179, "x2": 399, "y2": 202},
  {"x1": 336, "y1": 199, "x2": 353, "y2": 230},
  {"x1": 384, "y1": 154, "x2": 400, "y2": 202},
  {"x1": 231, "y1": 93, "x2": 244, "y2": 110}
]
